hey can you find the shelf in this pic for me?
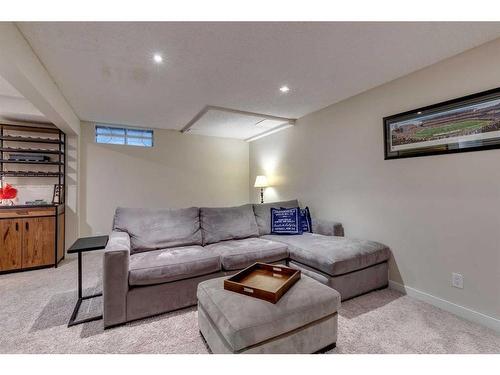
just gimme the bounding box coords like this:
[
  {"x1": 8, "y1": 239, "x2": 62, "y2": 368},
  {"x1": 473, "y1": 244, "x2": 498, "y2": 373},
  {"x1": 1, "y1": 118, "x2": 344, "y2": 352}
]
[
  {"x1": 0, "y1": 171, "x2": 63, "y2": 177},
  {"x1": 0, "y1": 148, "x2": 63, "y2": 155},
  {"x1": 0, "y1": 123, "x2": 61, "y2": 134},
  {"x1": 0, "y1": 160, "x2": 63, "y2": 165},
  {"x1": 0, "y1": 136, "x2": 63, "y2": 144}
]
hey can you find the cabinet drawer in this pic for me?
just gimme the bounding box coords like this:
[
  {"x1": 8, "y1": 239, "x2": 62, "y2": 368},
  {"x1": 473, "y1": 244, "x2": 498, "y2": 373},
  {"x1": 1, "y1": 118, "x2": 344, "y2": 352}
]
[{"x1": 0, "y1": 208, "x2": 56, "y2": 219}]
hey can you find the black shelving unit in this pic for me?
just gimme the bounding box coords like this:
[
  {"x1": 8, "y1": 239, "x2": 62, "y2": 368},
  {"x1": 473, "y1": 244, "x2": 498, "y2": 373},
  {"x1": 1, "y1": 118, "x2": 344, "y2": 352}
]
[
  {"x1": 0, "y1": 123, "x2": 66, "y2": 275},
  {"x1": 0, "y1": 160, "x2": 63, "y2": 165},
  {"x1": 0, "y1": 135, "x2": 63, "y2": 144},
  {"x1": 0, "y1": 172, "x2": 64, "y2": 177},
  {"x1": 0, "y1": 147, "x2": 63, "y2": 154},
  {"x1": 0, "y1": 123, "x2": 66, "y2": 205}
]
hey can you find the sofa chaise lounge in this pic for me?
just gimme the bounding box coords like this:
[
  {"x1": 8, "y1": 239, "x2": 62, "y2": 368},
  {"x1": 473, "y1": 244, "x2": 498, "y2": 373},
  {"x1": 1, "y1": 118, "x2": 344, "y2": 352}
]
[{"x1": 103, "y1": 199, "x2": 390, "y2": 328}]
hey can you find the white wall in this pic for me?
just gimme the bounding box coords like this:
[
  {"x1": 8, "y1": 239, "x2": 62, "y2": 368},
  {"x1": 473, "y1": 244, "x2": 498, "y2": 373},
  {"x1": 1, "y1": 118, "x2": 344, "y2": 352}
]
[
  {"x1": 65, "y1": 134, "x2": 79, "y2": 248},
  {"x1": 250, "y1": 38, "x2": 500, "y2": 321},
  {"x1": 80, "y1": 122, "x2": 249, "y2": 235}
]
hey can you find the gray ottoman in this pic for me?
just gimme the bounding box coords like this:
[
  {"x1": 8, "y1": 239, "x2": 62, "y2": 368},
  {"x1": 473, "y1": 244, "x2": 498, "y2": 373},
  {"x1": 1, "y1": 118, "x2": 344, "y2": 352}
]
[{"x1": 197, "y1": 275, "x2": 341, "y2": 354}]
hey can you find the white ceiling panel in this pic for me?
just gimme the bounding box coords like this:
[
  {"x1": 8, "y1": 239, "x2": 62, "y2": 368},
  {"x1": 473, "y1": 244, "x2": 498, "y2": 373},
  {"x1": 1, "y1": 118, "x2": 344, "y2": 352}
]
[
  {"x1": 255, "y1": 119, "x2": 287, "y2": 130},
  {"x1": 187, "y1": 108, "x2": 290, "y2": 140},
  {"x1": 16, "y1": 22, "x2": 500, "y2": 135}
]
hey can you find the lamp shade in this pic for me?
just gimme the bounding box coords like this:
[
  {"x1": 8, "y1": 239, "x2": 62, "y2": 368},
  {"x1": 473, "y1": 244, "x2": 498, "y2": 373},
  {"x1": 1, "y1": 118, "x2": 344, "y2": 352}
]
[{"x1": 254, "y1": 175, "x2": 269, "y2": 188}]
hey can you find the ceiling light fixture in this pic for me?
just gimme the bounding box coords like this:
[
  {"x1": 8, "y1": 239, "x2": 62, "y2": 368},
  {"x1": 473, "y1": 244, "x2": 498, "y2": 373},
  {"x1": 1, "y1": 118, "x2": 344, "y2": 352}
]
[
  {"x1": 279, "y1": 85, "x2": 290, "y2": 93},
  {"x1": 153, "y1": 54, "x2": 163, "y2": 63}
]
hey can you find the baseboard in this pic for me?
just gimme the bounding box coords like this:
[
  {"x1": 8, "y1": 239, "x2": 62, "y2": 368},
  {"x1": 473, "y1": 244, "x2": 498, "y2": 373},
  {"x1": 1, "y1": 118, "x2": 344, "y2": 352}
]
[{"x1": 388, "y1": 280, "x2": 500, "y2": 333}]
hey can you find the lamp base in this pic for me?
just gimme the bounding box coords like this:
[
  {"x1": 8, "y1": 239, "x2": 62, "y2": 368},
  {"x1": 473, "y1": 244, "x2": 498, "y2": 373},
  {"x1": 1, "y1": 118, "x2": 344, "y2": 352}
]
[{"x1": 260, "y1": 188, "x2": 264, "y2": 204}]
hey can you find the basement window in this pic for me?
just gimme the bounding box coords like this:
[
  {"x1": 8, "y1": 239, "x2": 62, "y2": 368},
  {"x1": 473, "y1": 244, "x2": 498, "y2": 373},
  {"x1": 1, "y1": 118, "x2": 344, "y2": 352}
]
[{"x1": 95, "y1": 124, "x2": 153, "y2": 147}]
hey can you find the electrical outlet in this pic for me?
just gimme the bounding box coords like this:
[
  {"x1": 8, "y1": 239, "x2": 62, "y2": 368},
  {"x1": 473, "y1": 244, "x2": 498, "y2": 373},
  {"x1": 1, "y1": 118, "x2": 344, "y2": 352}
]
[{"x1": 452, "y1": 273, "x2": 464, "y2": 289}]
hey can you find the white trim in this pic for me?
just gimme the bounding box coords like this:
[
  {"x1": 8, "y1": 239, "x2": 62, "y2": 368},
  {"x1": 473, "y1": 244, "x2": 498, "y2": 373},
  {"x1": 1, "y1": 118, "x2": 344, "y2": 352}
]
[
  {"x1": 389, "y1": 280, "x2": 500, "y2": 332},
  {"x1": 180, "y1": 105, "x2": 296, "y2": 140},
  {"x1": 245, "y1": 123, "x2": 294, "y2": 142},
  {"x1": 181, "y1": 105, "x2": 295, "y2": 133}
]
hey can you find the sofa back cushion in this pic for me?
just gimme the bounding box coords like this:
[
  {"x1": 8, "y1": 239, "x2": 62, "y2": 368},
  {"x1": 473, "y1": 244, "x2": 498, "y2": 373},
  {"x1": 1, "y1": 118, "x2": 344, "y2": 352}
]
[
  {"x1": 252, "y1": 199, "x2": 299, "y2": 235},
  {"x1": 200, "y1": 204, "x2": 259, "y2": 245},
  {"x1": 113, "y1": 207, "x2": 202, "y2": 253}
]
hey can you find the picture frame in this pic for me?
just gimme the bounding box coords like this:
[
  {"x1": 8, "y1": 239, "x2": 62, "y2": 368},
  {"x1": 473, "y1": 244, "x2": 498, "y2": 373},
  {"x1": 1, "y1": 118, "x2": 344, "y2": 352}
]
[
  {"x1": 384, "y1": 87, "x2": 500, "y2": 160},
  {"x1": 52, "y1": 184, "x2": 63, "y2": 204}
]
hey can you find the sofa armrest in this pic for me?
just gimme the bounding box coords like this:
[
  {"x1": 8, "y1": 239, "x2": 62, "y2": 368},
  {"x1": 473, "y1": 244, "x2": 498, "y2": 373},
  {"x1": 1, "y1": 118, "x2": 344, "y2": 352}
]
[
  {"x1": 103, "y1": 231, "x2": 130, "y2": 328},
  {"x1": 312, "y1": 219, "x2": 344, "y2": 237}
]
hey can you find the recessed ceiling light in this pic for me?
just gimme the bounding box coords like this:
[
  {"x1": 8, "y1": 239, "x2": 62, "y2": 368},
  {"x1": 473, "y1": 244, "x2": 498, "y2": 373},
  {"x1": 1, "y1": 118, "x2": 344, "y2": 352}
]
[
  {"x1": 279, "y1": 85, "x2": 290, "y2": 93},
  {"x1": 153, "y1": 54, "x2": 163, "y2": 63}
]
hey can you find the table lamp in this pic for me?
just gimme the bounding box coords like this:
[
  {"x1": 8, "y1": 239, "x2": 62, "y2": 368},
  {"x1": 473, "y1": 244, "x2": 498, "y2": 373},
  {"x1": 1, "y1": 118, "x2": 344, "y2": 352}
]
[{"x1": 254, "y1": 175, "x2": 269, "y2": 204}]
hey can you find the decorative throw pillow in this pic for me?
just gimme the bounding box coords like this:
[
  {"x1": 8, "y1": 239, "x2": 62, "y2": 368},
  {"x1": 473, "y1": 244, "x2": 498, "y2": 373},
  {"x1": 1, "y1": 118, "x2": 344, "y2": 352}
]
[
  {"x1": 301, "y1": 206, "x2": 313, "y2": 233},
  {"x1": 271, "y1": 207, "x2": 303, "y2": 235},
  {"x1": 280, "y1": 206, "x2": 313, "y2": 233}
]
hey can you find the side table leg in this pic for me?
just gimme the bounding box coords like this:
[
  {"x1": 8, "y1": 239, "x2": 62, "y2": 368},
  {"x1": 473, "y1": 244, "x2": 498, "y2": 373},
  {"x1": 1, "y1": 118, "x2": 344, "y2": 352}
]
[
  {"x1": 78, "y1": 251, "x2": 82, "y2": 299},
  {"x1": 68, "y1": 251, "x2": 103, "y2": 327}
]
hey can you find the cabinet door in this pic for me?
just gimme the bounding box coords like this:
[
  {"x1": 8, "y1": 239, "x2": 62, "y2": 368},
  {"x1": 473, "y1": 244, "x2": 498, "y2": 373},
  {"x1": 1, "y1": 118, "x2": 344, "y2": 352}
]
[
  {"x1": 22, "y1": 217, "x2": 55, "y2": 268},
  {"x1": 0, "y1": 219, "x2": 23, "y2": 271}
]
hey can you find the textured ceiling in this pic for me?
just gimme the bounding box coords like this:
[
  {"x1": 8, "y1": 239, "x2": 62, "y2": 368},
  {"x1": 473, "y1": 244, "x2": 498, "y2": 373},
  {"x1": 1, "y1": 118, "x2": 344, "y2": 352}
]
[
  {"x1": 186, "y1": 107, "x2": 292, "y2": 140},
  {"x1": 17, "y1": 22, "x2": 500, "y2": 132}
]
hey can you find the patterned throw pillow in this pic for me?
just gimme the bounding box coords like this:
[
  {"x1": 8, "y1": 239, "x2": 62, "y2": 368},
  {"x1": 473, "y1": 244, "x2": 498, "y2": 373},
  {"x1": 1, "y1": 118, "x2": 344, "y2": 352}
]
[
  {"x1": 301, "y1": 206, "x2": 313, "y2": 233},
  {"x1": 271, "y1": 207, "x2": 303, "y2": 235},
  {"x1": 280, "y1": 206, "x2": 313, "y2": 233}
]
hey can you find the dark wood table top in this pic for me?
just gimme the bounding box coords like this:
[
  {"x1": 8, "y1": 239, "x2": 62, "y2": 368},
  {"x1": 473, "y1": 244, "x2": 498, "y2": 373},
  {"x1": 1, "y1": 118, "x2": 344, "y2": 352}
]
[
  {"x1": 67, "y1": 235, "x2": 109, "y2": 254},
  {"x1": 0, "y1": 203, "x2": 60, "y2": 209}
]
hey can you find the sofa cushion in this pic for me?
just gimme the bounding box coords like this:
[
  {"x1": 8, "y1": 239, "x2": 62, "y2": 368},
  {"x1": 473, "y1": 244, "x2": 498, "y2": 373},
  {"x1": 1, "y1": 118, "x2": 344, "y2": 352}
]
[
  {"x1": 204, "y1": 238, "x2": 288, "y2": 271},
  {"x1": 128, "y1": 245, "x2": 221, "y2": 286},
  {"x1": 197, "y1": 275, "x2": 341, "y2": 352},
  {"x1": 113, "y1": 207, "x2": 202, "y2": 253},
  {"x1": 200, "y1": 204, "x2": 259, "y2": 245},
  {"x1": 261, "y1": 233, "x2": 390, "y2": 276},
  {"x1": 253, "y1": 199, "x2": 299, "y2": 235}
]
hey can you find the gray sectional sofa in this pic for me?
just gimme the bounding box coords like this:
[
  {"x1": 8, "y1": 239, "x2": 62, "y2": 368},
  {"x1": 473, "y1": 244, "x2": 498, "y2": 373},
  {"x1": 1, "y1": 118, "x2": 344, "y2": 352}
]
[{"x1": 103, "y1": 200, "x2": 390, "y2": 328}]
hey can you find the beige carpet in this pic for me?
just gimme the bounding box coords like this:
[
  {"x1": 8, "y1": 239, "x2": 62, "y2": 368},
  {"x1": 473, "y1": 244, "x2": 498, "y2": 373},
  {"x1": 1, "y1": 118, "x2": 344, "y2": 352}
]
[{"x1": 0, "y1": 252, "x2": 498, "y2": 354}]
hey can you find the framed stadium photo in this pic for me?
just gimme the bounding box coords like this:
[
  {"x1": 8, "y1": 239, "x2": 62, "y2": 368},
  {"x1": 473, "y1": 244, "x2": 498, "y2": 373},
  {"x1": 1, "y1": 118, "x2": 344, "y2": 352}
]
[{"x1": 384, "y1": 87, "x2": 500, "y2": 160}]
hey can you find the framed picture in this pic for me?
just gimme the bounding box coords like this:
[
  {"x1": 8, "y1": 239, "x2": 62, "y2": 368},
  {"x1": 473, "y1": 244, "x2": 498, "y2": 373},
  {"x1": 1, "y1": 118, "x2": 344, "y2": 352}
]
[
  {"x1": 384, "y1": 87, "x2": 500, "y2": 160},
  {"x1": 52, "y1": 184, "x2": 63, "y2": 204}
]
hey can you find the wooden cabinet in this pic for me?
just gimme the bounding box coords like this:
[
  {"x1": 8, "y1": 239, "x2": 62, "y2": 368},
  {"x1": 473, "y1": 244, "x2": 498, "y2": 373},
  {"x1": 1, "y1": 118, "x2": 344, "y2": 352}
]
[
  {"x1": 0, "y1": 122, "x2": 66, "y2": 273},
  {"x1": 0, "y1": 219, "x2": 23, "y2": 271},
  {"x1": 0, "y1": 205, "x2": 64, "y2": 273}
]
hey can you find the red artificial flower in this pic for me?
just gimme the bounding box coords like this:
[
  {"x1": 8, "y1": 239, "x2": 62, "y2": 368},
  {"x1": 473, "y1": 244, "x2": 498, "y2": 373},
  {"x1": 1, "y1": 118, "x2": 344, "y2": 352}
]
[{"x1": 0, "y1": 184, "x2": 17, "y2": 199}]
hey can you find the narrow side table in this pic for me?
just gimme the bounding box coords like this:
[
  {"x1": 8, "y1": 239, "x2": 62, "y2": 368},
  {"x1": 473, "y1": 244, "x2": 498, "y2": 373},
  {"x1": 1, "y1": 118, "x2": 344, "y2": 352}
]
[{"x1": 67, "y1": 235, "x2": 109, "y2": 327}]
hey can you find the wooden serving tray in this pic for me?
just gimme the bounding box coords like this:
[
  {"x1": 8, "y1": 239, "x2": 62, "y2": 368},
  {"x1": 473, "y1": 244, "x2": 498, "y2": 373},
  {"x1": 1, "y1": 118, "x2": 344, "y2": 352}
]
[{"x1": 224, "y1": 262, "x2": 301, "y2": 304}]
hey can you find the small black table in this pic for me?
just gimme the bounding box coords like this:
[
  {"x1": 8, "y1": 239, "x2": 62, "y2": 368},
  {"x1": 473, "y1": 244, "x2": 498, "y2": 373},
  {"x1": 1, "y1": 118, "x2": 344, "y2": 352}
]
[{"x1": 67, "y1": 235, "x2": 109, "y2": 327}]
